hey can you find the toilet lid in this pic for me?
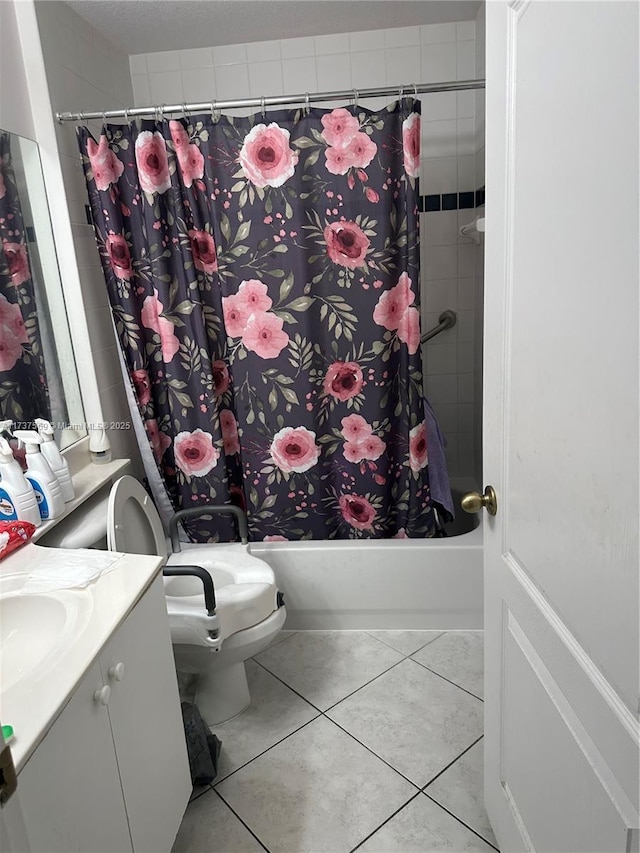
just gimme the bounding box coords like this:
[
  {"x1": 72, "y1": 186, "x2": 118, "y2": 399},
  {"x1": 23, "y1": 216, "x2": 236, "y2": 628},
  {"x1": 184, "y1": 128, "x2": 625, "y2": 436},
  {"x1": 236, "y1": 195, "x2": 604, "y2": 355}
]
[{"x1": 107, "y1": 475, "x2": 168, "y2": 559}]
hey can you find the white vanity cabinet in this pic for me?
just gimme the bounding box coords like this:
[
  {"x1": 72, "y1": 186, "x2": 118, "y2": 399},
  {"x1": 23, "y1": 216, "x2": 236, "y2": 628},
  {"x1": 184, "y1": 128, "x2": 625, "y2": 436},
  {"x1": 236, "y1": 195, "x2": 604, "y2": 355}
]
[{"x1": 16, "y1": 574, "x2": 191, "y2": 853}]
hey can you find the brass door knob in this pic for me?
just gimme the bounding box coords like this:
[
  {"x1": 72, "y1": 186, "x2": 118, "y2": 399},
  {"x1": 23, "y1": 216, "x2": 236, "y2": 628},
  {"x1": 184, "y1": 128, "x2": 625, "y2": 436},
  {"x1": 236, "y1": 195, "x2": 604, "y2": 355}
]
[{"x1": 461, "y1": 486, "x2": 497, "y2": 516}]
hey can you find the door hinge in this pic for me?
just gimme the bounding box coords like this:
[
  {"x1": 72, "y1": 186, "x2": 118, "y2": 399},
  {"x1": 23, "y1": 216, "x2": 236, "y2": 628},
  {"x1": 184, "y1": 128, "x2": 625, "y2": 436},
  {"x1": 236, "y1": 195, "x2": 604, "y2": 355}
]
[{"x1": 0, "y1": 744, "x2": 17, "y2": 807}]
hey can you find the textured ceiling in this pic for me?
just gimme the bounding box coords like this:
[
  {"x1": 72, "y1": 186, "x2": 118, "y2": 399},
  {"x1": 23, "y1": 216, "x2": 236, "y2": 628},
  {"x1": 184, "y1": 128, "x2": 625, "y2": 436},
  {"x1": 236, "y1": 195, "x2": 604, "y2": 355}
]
[{"x1": 64, "y1": 0, "x2": 481, "y2": 55}]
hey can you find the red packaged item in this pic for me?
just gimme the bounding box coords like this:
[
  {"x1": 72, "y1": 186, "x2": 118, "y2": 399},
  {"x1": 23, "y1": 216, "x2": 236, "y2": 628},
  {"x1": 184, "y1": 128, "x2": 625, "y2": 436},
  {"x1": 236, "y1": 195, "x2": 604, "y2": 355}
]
[{"x1": 0, "y1": 520, "x2": 37, "y2": 560}]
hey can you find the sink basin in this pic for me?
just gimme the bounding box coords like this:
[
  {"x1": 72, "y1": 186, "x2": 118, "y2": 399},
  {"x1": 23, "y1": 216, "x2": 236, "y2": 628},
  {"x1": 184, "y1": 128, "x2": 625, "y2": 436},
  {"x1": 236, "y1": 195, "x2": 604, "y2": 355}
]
[
  {"x1": 0, "y1": 579, "x2": 93, "y2": 693},
  {"x1": 1, "y1": 595, "x2": 72, "y2": 691}
]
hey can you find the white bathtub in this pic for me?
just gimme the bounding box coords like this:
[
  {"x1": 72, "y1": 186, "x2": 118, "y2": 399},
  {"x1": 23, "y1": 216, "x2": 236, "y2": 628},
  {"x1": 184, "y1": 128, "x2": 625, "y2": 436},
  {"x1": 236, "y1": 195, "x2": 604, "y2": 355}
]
[{"x1": 251, "y1": 488, "x2": 484, "y2": 631}]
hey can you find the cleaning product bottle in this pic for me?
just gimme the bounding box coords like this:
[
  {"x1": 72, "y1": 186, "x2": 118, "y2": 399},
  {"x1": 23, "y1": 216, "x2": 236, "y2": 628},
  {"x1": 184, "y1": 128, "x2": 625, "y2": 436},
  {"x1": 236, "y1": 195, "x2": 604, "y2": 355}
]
[
  {"x1": 0, "y1": 420, "x2": 25, "y2": 470},
  {"x1": 35, "y1": 418, "x2": 75, "y2": 502},
  {"x1": 0, "y1": 437, "x2": 41, "y2": 526},
  {"x1": 13, "y1": 430, "x2": 65, "y2": 521}
]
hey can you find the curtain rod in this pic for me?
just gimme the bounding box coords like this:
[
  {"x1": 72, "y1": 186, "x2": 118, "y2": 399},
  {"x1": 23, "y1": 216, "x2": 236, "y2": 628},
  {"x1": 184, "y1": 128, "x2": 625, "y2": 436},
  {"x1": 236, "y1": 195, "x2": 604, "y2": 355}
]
[{"x1": 55, "y1": 78, "x2": 485, "y2": 123}]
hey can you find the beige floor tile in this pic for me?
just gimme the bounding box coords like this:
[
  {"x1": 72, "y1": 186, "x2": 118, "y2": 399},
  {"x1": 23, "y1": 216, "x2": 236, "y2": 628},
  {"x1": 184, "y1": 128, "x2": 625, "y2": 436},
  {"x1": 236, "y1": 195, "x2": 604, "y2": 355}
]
[
  {"x1": 255, "y1": 630, "x2": 403, "y2": 710},
  {"x1": 367, "y1": 630, "x2": 445, "y2": 656},
  {"x1": 327, "y1": 658, "x2": 483, "y2": 786},
  {"x1": 172, "y1": 789, "x2": 264, "y2": 853},
  {"x1": 412, "y1": 631, "x2": 484, "y2": 698},
  {"x1": 358, "y1": 794, "x2": 495, "y2": 852},
  {"x1": 426, "y1": 740, "x2": 497, "y2": 847},
  {"x1": 217, "y1": 716, "x2": 415, "y2": 853},
  {"x1": 213, "y1": 660, "x2": 319, "y2": 781}
]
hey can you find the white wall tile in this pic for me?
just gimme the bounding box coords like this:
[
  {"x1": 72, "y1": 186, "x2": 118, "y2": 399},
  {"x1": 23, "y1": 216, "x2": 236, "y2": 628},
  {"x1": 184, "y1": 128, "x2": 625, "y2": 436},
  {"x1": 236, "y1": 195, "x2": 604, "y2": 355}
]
[
  {"x1": 384, "y1": 26, "x2": 420, "y2": 48},
  {"x1": 420, "y1": 23, "x2": 456, "y2": 45},
  {"x1": 282, "y1": 57, "x2": 318, "y2": 93},
  {"x1": 213, "y1": 43, "x2": 247, "y2": 66},
  {"x1": 456, "y1": 21, "x2": 476, "y2": 42},
  {"x1": 425, "y1": 375, "x2": 458, "y2": 405},
  {"x1": 457, "y1": 278, "x2": 475, "y2": 311},
  {"x1": 423, "y1": 276, "x2": 458, "y2": 312},
  {"x1": 315, "y1": 53, "x2": 351, "y2": 90},
  {"x1": 458, "y1": 244, "x2": 475, "y2": 278},
  {"x1": 248, "y1": 60, "x2": 284, "y2": 97},
  {"x1": 424, "y1": 245, "x2": 458, "y2": 280},
  {"x1": 314, "y1": 33, "x2": 350, "y2": 56},
  {"x1": 179, "y1": 47, "x2": 213, "y2": 69},
  {"x1": 423, "y1": 92, "x2": 456, "y2": 122},
  {"x1": 457, "y1": 155, "x2": 475, "y2": 191},
  {"x1": 284, "y1": 36, "x2": 315, "y2": 59},
  {"x1": 146, "y1": 50, "x2": 180, "y2": 73},
  {"x1": 181, "y1": 68, "x2": 216, "y2": 103},
  {"x1": 422, "y1": 120, "x2": 457, "y2": 159},
  {"x1": 131, "y1": 73, "x2": 151, "y2": 106},
  {"x1": 214, "y1": 63, "x2": 250, "y2": 99},
  {"x1": 385, "y1": 46, "x2": 420, "y2": 86},
  {"x1": 349, "y1": 29, "x2": 385, "y2": 53},
  {"x1": 457, "y1": 118, "x2": 475, "y2": 155},
  {"x1": 246, "y1": 39, "x2": 281, "y2": 62},
  {"x1": 458, "y1": 374, "x2": 474, "y2": 403},
  {"x1": 149, "y1": 70, "x2": 184, "y2": 104},
  {"x1": 425, "y1": 343, "x2": 458, "y2": 375},
  {"x1": 456, "y1": 41, "x2": 476, "y2": 81},
  {"x1": 421, "y1": 42, "x2": 457, "y2": 83},
  {"x1": 351, "y1": 50, "x2": 387, "y2": 89},
  {"x1": 457, "y1": 90, "x2": 475, "y2": 118},
  {"x1": 422, "y1": 157, "x2": 457, "y2": 195},
  {"x1": 423, "y1": 211, "x2": 458, "y2": 247}
]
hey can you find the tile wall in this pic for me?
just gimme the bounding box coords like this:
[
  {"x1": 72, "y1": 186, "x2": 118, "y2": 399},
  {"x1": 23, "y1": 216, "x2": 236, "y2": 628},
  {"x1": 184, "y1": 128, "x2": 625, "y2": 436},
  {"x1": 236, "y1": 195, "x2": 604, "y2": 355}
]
[
  {"x1": 35, "y1": 1, "x2": 142, "y2": 469},
  {"x1": 130, "y1": 22, "x2": 484, "y2": 483}
]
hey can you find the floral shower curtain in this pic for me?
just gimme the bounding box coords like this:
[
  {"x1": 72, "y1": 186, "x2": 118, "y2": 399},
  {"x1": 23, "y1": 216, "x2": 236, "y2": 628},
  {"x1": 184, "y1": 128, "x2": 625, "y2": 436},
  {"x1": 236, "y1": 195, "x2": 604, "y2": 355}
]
[
  {"x1": 0, "y1": 133, "x2": 51, "y2": 424},
  {"x1": 78, "y1": 99, "x2": 436, "y2": 541}
]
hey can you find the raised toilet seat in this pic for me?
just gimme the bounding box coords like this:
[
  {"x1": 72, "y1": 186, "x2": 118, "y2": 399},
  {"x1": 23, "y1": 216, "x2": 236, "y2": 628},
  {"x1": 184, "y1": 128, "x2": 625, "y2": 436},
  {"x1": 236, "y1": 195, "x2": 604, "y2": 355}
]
[{"x1": 107, "y1": 476, "x2": 285, "y2": 724}]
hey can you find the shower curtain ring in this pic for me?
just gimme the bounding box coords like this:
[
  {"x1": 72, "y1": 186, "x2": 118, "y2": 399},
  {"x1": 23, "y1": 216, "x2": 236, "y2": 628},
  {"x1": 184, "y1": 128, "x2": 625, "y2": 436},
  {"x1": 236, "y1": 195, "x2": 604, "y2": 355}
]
[
  {"x1": 305, "y1": 92, "x2": 310, "y2": 112},
  {"x1": 261, "y1": 96, "x2": 266, "y2": 119},
  {"x1": 182, "y1": 102, "x2": 187, "y2": 119},
  {"x1": 353, "y1": 89, "x2": 359, "y2": 109},
  {"x1": 101, "y1": 110, "x2": 107, "y2": 130},
  {"x1": 124, "y1": 107, "x2": 132, "y2": 129},
  {"x1": 413, "y1": 83, "x2": 418, "y2": 97},
  {"x1": 399, "y1": 85, "x2": 404, "y2": 101}
]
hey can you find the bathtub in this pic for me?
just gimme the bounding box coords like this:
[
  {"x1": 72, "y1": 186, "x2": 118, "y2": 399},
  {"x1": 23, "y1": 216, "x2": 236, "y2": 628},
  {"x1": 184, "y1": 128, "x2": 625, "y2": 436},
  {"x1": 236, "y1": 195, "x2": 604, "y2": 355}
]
[{"x1": 251, "y1": 486, "x2": 484, "y2": 631}]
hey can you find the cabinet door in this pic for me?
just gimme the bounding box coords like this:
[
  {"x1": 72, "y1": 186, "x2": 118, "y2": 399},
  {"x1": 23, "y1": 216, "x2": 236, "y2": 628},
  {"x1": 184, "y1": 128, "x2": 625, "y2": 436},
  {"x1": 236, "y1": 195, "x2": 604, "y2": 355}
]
[
  {"x1": 100, "y1": 575, "x2": 191, "y2": 853},
  {"x1": 17, "y1": 661, "x2": 132, "y2": 853}
]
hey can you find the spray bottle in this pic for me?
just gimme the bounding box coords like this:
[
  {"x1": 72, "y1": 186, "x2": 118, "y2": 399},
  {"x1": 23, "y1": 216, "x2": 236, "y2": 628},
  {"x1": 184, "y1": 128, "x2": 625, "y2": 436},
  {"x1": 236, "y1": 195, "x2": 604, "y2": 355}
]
[
  {"x1": 0, "y1": 437, "x2": 41, "y2": 526},
  {"x1": 13, "y1": 430, "x2": 65, "y2": 521},
  {"x1": 35, "y1": 419, "x2": 75, "y2": 502}
]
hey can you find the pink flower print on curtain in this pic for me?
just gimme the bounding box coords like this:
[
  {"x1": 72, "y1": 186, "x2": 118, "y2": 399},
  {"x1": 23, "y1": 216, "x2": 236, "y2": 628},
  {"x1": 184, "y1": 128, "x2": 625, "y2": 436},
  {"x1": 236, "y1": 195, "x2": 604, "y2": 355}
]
[
  {"x1": 78, "y1": 98, "x2": 439, "y2": 541},
  {"x1": 0, "y1": 133, "x2": 51, "y2": 422}
]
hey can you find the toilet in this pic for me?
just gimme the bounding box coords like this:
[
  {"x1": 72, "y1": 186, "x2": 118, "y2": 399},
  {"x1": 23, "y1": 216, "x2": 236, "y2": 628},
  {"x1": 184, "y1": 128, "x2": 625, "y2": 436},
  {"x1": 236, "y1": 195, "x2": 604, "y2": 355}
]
[{"x1": 107, "y1": 476, "x2": 286, "y2": 724}]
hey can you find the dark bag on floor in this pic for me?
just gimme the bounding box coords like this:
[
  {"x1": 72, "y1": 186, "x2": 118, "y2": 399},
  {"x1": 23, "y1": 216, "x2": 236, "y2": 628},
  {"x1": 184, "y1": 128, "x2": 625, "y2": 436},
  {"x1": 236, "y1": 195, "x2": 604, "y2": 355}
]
[{"x1": 181, "y1": 701, "x2": 222, "y2": 785}]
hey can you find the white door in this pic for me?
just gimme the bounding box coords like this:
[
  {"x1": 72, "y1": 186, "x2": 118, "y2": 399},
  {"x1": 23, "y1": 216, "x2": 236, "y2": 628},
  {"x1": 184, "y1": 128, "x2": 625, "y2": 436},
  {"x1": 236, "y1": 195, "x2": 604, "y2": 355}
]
[{"x1": 483, "y1": 2, "x2": 639, "y2": 851}]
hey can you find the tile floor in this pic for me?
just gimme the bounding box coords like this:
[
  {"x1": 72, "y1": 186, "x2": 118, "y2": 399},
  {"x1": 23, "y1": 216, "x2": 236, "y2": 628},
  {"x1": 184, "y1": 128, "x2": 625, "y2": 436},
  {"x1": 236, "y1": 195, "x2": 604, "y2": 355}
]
[{"x1": 172, "y1": 630, "x2": 498, "y2": 853}]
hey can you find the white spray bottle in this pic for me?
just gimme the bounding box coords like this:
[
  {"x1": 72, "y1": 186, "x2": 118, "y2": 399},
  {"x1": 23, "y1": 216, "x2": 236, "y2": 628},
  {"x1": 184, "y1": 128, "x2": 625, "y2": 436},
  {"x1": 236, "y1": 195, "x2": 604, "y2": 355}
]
[
  {"x1": 13, "y1": 430, "x2": 65, "y2": 521},
  {"x1": 35, "y1": 418, "x2": 75, "y2": 502},
  {"x1": 0, "y1": 437, "x2": 41, "y2": 527}
]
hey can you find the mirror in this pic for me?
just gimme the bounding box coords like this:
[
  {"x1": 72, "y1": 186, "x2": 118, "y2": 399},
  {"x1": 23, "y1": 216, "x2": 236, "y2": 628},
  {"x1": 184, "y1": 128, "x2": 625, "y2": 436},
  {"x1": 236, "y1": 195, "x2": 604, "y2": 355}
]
[{"x1": 0, "y1": 129, "x2": 85, "y2": 449}]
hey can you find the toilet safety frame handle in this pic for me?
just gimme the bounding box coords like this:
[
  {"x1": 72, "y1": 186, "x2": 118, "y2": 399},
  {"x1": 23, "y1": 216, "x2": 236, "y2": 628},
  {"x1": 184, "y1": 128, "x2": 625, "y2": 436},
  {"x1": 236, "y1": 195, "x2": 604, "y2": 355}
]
[
  {"x1": 162, "y1": 565, "x2": 217, "y2": 616},
  {"x1": 169, "y1": 505, "x2": 249, "y2": 551}
]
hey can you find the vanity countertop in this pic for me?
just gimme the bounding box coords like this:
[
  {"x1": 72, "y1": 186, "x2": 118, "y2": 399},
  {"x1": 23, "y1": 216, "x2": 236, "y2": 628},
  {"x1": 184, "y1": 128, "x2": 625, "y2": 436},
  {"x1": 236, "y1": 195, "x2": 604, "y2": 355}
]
[{"x1": 0, "y1": 543, "x2": 164, "y2": 773}]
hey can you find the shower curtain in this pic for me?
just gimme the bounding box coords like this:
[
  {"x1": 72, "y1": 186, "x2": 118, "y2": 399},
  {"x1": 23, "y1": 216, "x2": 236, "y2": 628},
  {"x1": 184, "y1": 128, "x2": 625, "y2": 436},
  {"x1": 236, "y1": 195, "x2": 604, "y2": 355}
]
[
  {"x1": 78, "y1": 99, "x2": 436, "y2": 541},
  {"x1": 0, "y1": 133, "x2": 51, "y2": 424}
]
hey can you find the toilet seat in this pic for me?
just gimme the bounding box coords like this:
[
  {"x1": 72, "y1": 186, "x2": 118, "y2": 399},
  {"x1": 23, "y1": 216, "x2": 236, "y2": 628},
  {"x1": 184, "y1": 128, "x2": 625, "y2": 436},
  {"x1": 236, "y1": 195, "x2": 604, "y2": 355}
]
[{"x1": 107, "y1": 477, "x2": 279, "y2": 646}]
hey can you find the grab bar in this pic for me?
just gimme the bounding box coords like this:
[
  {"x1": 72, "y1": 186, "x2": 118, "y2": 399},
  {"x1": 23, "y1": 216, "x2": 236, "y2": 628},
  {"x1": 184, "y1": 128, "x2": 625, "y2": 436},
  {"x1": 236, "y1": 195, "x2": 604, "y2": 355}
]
[
  {"x1": 169, "y1": 504, "x2": 249, "y2": 552},
  {"x1": 421, "y1": 310, "x2": 457, "y2": 344},
  {"x1": 162, "y1": 565, "x2": 216, "y2": 616}
]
